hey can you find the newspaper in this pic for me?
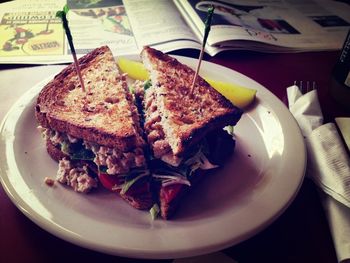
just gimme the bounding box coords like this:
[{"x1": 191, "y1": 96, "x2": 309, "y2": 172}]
[
  {"x1": 0, "y1": 0, "x2": 349, "y2": 64},
  {"x1": 0, "y1": 0, "x2": 139, "y2": 64}
]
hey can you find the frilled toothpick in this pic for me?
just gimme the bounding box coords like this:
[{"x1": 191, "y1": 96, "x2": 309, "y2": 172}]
[
  {"x1": 190, "y1": 5, "x2": 215, "y2": 94},
  {"x1": 56, "y1": 5, "x2": 86, "y2": 92}
]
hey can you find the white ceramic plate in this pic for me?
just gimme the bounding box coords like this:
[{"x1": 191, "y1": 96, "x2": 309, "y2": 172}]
[{"x1": 0, "y1": 56, "x2": 306, "y2": 259}]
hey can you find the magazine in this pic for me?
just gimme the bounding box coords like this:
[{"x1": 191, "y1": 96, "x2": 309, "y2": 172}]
[
  {"x1": 0, "y1": 0, "x2": 349, "y2": 64},
  {"x1": 174, "y1": 0, "x2": 350, "y2": 53}
]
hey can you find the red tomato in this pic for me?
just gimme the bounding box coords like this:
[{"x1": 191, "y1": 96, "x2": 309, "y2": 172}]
[
  {"x1": 98, "y1": 173, "x2": 149, "y2": 195},
  {"x1": 98, "y1": 173, "x2": 122, "y2": 192},
  {"x1": 160, "y1": 184, "x2": 184, "y2": 203}
]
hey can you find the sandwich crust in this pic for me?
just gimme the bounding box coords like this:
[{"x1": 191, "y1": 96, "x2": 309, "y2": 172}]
[
  {"x1": 36, "y1": 46, "x2": 145, "y2": 151},
  {"x1": 141, "y1": 46, "x2": 242, "y2": 156}
]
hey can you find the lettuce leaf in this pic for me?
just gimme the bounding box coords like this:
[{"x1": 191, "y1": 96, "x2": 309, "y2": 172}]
[
  {"x1": 60, "y1": 141, "x2": 95, "y2": 161},
  {"x1": 144, "y1": 79, "x2": 152, "y2": 90},
  {"x1": 70, "y1": 147, "x2": 95, "y2": 161},
  {"x1": 149, "y1": 203, "x2": 160, "y2": 220}
]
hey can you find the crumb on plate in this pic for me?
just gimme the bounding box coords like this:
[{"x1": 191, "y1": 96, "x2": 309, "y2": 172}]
[{"x1": 44, "y1": 177, "x2": 55, "y2": 187}]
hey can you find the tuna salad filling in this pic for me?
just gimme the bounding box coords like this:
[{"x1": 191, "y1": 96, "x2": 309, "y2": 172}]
[
  {"x1": 38, "y1": 126, "x2": 149, "y2": 193},
  {"x1": 57, "y1": 158, "x2": 97, "y2": 193}
]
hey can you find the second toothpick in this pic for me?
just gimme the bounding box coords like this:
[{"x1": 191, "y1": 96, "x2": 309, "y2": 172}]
[{"x1": 190, "y1": 5, "x2": 215, "y2": 94}]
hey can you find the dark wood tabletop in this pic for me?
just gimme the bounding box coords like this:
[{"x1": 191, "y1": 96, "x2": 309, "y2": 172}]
[{"x1": 1, "y1": 49, "x2": 349, "y2": 263}]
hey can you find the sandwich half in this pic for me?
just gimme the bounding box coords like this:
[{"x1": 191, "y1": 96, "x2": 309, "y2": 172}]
[
  {"x1": 140, "y1": 46, "x2": 243, "y2": 219},
  {"x1": 35, "y1": 46, "x2": 153, "y2": 209}
]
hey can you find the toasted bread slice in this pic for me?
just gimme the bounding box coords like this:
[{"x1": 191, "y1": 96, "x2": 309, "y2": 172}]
[
  {"x1": 36, "y1": 46, "x2": 145, "y2": 151},
  {"x1": 141, "y1": 46, "x2": 242, "y2": 157}
]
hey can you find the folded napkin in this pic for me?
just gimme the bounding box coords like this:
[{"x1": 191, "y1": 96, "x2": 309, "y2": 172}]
[
  {"x1": 306, "y1": 123, "x2": 350, "y2": 207},
  {"x1": 287, "y1": 85, "x2": 323, "y2": 136},
  {"x1": 287, "y1": 84, "x2": 350, "y2": 263}
]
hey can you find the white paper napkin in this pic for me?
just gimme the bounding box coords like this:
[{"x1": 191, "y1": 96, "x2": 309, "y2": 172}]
[
  {"x1": 322, "y1": 194, "x2": 350, "y2": 263},
  {"x1": 306, "y1": 123, "x2": 350, "y2": 207},
  {"x1": 287, "y1": 85, "x2": 323, "y2": 136},
  {"x1": 287, "y1": 84, "x2": 350, "y2": 263}
]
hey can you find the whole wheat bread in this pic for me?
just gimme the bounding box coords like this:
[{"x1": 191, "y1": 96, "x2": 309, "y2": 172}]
[
  {"x1": 36, "y1": 46, "x2": 145, "y2": 152},
  {"x1": 141, "y1": 46, "x2": 242, "y2": 157}
]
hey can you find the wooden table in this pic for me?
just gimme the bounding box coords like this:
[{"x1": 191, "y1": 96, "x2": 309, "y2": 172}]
[{"x1": 1, "y1": 50, "x2": 348, "y2": 263}]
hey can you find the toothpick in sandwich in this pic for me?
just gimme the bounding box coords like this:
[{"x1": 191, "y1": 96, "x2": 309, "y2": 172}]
[
  {"x1": 56, "y1": 5, "x2": 86, "y2": 93},
  {"x1": 190, "y1": 5, "x2": 215, "y2": 94}
]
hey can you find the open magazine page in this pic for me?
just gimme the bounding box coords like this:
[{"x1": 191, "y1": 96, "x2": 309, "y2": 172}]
[
  {"x1": 0, "y1": 0, "x2": 138, "y2": 64},
  {"x1": 175, "y1": 0, "x2": 350, "y2": 52},
  {"x1": 123, "y1": 0, "x2": 203, "y2": 53},
  {"x1": 67, "y1": 0, "x2": 138, "y2": 57}
]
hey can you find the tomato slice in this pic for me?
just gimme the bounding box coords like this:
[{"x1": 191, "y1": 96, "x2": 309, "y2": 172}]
[
  {"x1": 160, "y1": 184, "x2": 184, "y2": 203},
  {"x1": 98, "y1": 173, "x2": 149, "y2": 195},
  {"x1": 98, "y1": 173, "x2": 122, "y2": 192}
]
